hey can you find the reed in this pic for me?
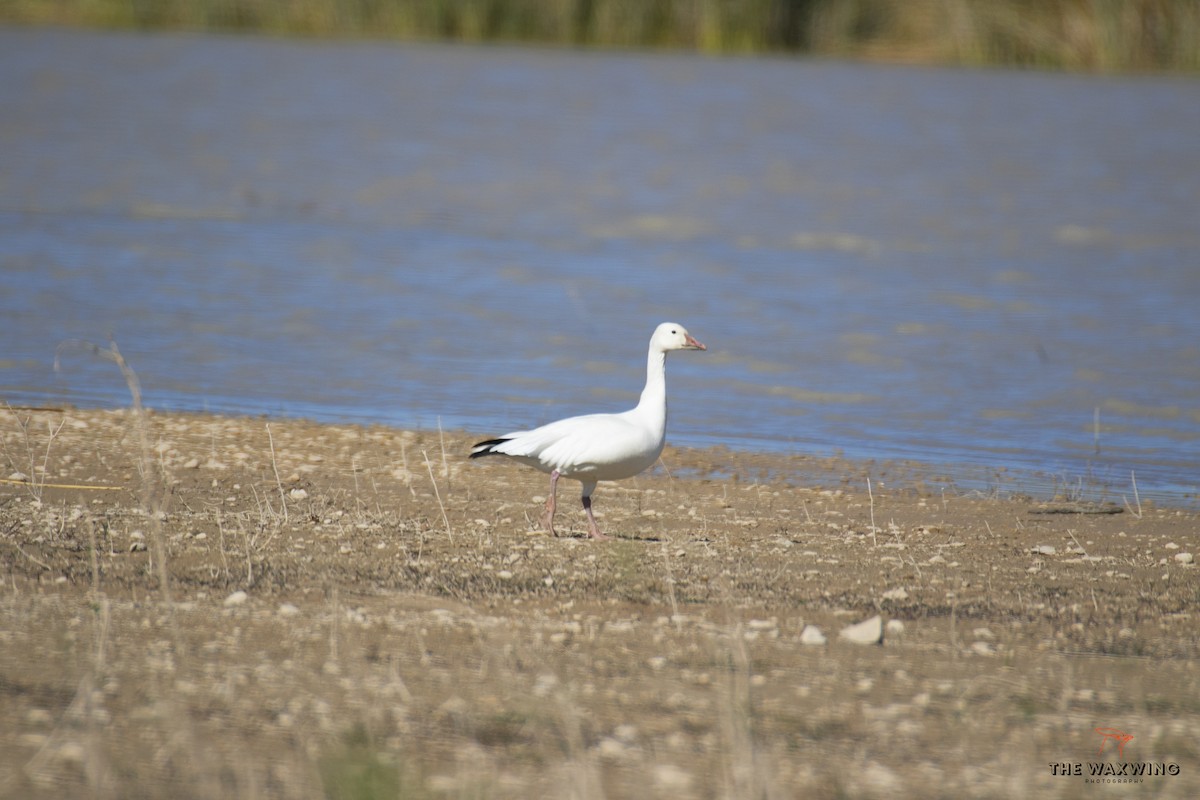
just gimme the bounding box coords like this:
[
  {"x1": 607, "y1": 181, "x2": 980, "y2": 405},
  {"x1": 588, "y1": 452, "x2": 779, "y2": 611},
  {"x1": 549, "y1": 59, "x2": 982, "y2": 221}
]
[{"x1": 3, "y1": 0, "x2": 1197, "y2": 71}]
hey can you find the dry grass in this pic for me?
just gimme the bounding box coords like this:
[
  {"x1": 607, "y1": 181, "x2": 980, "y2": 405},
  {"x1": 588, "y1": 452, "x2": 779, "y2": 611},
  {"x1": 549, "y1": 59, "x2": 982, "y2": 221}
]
[{"x1": 0, "y1": 407, "x2": 1198, "y2": 798}]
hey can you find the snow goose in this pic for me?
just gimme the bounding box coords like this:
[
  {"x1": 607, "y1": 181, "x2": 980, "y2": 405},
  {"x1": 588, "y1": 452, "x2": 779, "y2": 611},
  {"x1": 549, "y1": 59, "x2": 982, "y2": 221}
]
[{"x1": 470, "y1": 322, "x2": 706, "y2": 539}]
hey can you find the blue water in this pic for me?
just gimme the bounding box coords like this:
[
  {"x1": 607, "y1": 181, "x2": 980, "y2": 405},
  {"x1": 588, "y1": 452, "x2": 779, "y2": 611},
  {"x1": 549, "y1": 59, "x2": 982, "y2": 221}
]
[{"x1": 2, "y1": 27, "x2": 1198, "y2": 503}]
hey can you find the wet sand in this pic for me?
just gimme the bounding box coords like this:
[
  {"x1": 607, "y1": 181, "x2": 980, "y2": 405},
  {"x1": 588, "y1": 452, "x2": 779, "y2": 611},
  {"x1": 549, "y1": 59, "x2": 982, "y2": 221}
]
[{"x1": 1, "y1": 408, "x2": 1197, "y2": 798}]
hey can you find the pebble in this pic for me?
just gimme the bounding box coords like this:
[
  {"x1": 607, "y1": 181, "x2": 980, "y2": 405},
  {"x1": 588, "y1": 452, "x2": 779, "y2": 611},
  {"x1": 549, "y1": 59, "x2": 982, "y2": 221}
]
[
  {"x1": 1033, "y1": 545, "x2": 1056, "y2": 555},
  {"x1": 223, "y1": 590, "x2": 248, "y2": 607},
  {"x1": 860, "y1": 762, "x2": 901, "y2": 794},
  {"x1": 614, "y1": 724, "x2": 638, "y2": 743},
  {"x1": 26, "y1": 708, "x2": 53, "y2": 726},
  {"x1": 532, "y1": 673, "x2": 558, "y2": 698},
  {"x1": 653, "y1": 764, "x2": 693, "y2": 792},
  {"x1": 1175, "y1": 552, "x2": 1194, "y2": 565},
  {"x1": 278, "y1": 603, "x2": 299, "y2": 616},
  {"x1": 799, "y1": 625, "x2": 827, "y2": 645},
  {"x1": 435, "y1": 696, "x2": 469, "y2": 718},
  {"x1": 882, "y1": 587, "x2": 908, "y2": 601},
  {"x1": 596, "y1": 738, "x2": 626, "y2": 758},
  {"x1": 971, "y1": 641, "x2": 996, "y2": 656},
  {"x1": 839, "y1": 615, "x2": 884, "y2": 645},
  {"x1": 289, "y1": 488, "x2": 308, "y2": 500},
  {"x1": 885, "y1": 619, "x2": 906, "y2": 635}
]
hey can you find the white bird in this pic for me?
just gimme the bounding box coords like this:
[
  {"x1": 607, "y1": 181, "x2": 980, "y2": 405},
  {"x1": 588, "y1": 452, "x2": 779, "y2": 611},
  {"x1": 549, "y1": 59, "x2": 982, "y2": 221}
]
[{"x1": 470, "y1": 322, "x2": 706, "y2": 540}]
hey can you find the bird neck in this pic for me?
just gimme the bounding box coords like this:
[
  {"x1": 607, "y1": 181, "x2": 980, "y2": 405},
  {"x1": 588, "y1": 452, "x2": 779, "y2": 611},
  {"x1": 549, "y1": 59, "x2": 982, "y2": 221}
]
[{"x1": 635, "y1": 347, "x2": 668, "y2": 432}]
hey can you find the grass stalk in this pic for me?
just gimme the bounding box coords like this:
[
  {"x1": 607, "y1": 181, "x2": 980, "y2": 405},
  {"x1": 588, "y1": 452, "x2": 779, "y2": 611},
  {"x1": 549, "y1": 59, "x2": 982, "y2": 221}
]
[
  {"x1": 56, "y1": 338, "x2": 172, "y2": 602},
  {"x1": 867, "y1": 477, "x2": 878, "y2": 546},
  {"x1": 266, "y1": 422, "x2": 288, "y2": 524},
  {"x1": 423, "y1": 449, "x2": 453, "y2": 542},
  {"x1": 1124, "y1": 470, "x2": 1143, "y2": 519}
]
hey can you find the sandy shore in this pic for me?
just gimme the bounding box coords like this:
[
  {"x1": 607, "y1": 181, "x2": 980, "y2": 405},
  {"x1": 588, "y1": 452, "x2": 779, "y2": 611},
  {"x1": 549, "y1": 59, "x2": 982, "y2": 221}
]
[{"x1": 1, "y1": 407, "x2": 1197, "y2": 798}]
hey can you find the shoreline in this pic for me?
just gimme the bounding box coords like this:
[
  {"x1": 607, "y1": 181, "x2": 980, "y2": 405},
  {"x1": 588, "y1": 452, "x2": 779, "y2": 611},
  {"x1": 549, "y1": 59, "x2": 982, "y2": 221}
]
[{"x1": 5, "y1": 402, "x2": 1189, "y2": 509}]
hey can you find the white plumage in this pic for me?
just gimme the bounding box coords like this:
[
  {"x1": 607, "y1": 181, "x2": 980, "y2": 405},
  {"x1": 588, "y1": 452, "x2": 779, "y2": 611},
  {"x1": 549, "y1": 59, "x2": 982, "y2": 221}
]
[{"x1": 471, "y1": 322, "x2": 706, "y2": 539}]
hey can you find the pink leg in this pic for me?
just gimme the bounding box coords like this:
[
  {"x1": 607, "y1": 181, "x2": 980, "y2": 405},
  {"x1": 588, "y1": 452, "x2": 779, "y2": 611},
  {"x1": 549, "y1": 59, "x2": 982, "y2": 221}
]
[
  {"x1": 581, "y1": 482, "x2": 609, "y2": 540},
  {"x1": 541, "y1": 470, "x2": 559, "y2": 536}
]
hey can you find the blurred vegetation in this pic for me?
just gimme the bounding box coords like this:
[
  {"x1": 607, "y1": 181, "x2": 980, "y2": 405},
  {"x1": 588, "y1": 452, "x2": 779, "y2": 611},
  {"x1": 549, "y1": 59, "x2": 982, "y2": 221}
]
[{"x1": 2, "y1": 0, "x2": 1197, "y2": 71}]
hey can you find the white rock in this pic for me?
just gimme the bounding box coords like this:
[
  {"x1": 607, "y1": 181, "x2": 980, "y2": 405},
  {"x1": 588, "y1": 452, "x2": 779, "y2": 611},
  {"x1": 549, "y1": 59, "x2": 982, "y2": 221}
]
[
  {"x1": 1033, "y1": 545, "x2": 1056, "y2": 555},
  {"x1": 223, "y1": 590, "x2": 248, "y2": 607},
  {"x1": 885, "y1": 619, "x2": 906, "y2": 635},
  {"x1": 288, "y1": 488, "x2": 308, "y2": 500},
  {"x1": 596, "y1": 738, "x2": 626, "y2": 758},
  {"x1": 435, "y1": 696, "x2": 469, "y2": 717},
  {"x1": 1175, "y1": 552, "x2": 1194, "y2": 565},
  {"x1": 860, "y1": 762, "x2": 901, "y2": 793},
  {"x1": 971, "y1": 641, "x2": 996, "y2": 656},
  {"x1": 426, "y1": 776, "x2": 457, "y2": 793},
  {"x1": 532, "y1": 673, "x2": 559, "y2": 698},
  {"x1": 799, "y1": 625, "x2": 827, "y2": 645},
  {"x1": 278, "y1": 603, "x2": 299, "y2": 616},
  {"x1": 614, "y1": 724, "x2": 639, "y2": 743},
  {"x1": 839, "y1": 615, "x2": 884, "y2": 645},
  {"x1": 653, "y1": 764, "x2": 693, "y2": 792},
  {"x1": 26, "y1": 708, "x2": 53, "y2": 726},
  {"x1": 882, "y1": 587, "x2": 909, "y2": 601},
  {"x1": 56, "y1": 741, "x2": 87, "y2": 764}
]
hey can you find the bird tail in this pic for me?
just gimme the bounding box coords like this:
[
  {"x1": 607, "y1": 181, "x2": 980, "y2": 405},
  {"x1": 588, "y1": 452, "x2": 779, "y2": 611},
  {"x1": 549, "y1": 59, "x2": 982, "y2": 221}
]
[{"x1": 469, "y1": 438, "x2": 511, "y2": 459}]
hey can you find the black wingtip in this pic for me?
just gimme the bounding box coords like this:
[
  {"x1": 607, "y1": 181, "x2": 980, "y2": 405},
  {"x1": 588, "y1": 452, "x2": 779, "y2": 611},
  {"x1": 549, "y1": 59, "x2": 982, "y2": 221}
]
[{"x1": 469, "y1": 438, "x2": 509, "y2": 459}]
